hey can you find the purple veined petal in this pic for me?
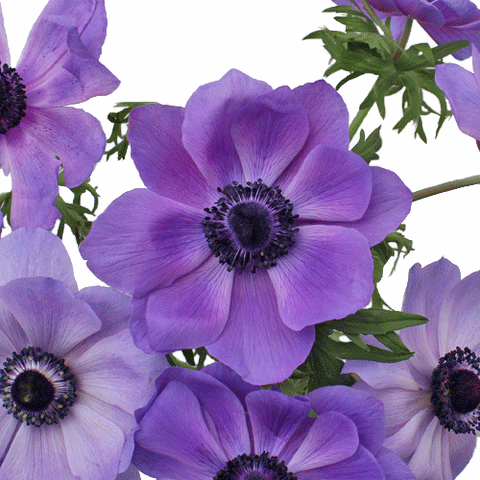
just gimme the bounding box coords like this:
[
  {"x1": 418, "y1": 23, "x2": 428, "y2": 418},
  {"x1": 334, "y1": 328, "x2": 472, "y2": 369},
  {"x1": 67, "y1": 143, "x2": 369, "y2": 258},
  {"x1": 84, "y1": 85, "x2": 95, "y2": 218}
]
[
  {"x1": 0, "y1": 422, "x2": 76, "y2": 479},
  {"x1": 135, "y1": 380, "x2": 227, "y2": 476},
  {"x1": 26, "y1": 27, "x2": 119, "y2": 107},
  {"x1": 389, "y1": 15, "x2": 408, "y2": 40},
  {"x1": 17, "y1": 0, "x2": 104, "y2": 88},
  {"x1": 392, "y1": 0, "x2": 446, "y2": 25},
  {"x1": 287, "y1": 411, "x2": 359, "y2": 471},
  {"x1": 144, "y1": 256, "x2": 233, "y2": 353},
  {"x1": 474, "y1": 45, "x2": 480, "y2": 85},
  {"x1": 151, "y1": 368, "x2": 251, "y2": 460},
  {"x1": 329, "y1": 166, "x2": 412, "y2": 248},
  {"x1": 0, "y1": 407, "x2": 20, "y2": 468},
  {"x1": 245, "y1": 390, "x2": 311, "y2": 457},
  {"x1": 434, "y1": 0, "x2": 480, "y2": 23},
  {"x1": 0, "y1": 278, "x2": 101, "y2": 357},
  {"x1": 308, "y1": 385, "x2": 385, "y2": 455},
  {"x1": 0, "y1": 300, "x2": 29, "y2": 357},
  {"x1": 269, "y1": 224, "x2": 373, "y2": 330},
  {"x1": 368, "y1": 0, "x2": 404, "y2": 14},
  {"x1": 400, "y1": 259, "x2": 461, "y2": 371},
  {"x1": 0, "y1": 5, "x2": 10, "y2": 65},
  {"x1": 116, "y1": 463, "x2": 141, "y2": 480},
  {"x1": 80, "y1": 189, "x2": 211, "y2": 296},
  {"x1": 0, "y1": 228, "x2": 77, "y2": 291},
  {"x1": 282, "y1": 144, "x2": 372, "y2": 222},
  {"x1": 437, "y1": 270, "x2": 480, "y2": 354},
  {"x1": 182, "y1": 69, "x2": 272, "y2": 189},
  {"x1": 421, "y1": 22, "x2": 478, "y2": 59},
  {"x1": 448, "y1": 427, "x2": 477, "y2": 478},
  {"x1": 296, "y1": 445, "x2": 384, "y2": 480},
  {"x1": 129, "y1": 296, "x2": 153, "y2": 354},
  {"x1": 206, "y1": 269, "x2": 315, "y2": 385},
  {"x1": 436, "y1": 62, "x2": 480, "y2": 139},
  {"x1": 230, "y1": 86, "x2": 309, "y2": 185},
  {"x1": 372, "y1": 447, "x2": 416, "y2": 480},
  {"x1": 61, "y1": 400, "x2": 126, "y2": 480},
  {"x1": 128, "y1": 104, "x2": 217, "y2": 208}
]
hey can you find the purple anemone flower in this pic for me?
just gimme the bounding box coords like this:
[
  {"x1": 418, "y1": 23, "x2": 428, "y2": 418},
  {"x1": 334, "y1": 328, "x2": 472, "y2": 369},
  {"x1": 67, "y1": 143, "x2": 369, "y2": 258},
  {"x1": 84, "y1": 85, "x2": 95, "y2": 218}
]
[
  {"x1": 80, "y1": 69, "x2": 412, "y2": 385},
  {"x1": 132, "y1": 363, "x2": 415, "y2": 480},
  {"x1": 0, "y1": 227, "x2": 167, "y2": 480},
  {"x1": 343, "y1": 258, "x2": 480, "y2": 480},
  {"x1": 0, "y1": 0, "x2": 119, "y2": 229},
  {"x1": 333, "y1": 0, "x2": 480, "y2": 59}
]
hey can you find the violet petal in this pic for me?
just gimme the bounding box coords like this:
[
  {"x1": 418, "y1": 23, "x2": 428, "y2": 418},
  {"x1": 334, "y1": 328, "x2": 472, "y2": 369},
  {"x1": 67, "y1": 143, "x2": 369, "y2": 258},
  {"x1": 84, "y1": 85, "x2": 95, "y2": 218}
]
[{"x1": 0, "y1": 5, "x2": 9, "y2": 65}]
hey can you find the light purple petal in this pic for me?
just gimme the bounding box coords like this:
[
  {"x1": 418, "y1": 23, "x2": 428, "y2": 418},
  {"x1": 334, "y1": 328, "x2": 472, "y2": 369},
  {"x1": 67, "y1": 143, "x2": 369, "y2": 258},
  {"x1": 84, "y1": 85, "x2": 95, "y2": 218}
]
[
  {"x1": 269, "y1": 224, "x2": 373, "y2": 330},
  {"x1": 207, "y1": 269, "x2": 315, "y2": 385},
  {"x1": 230, "y1": 86, "x2": 309, "y2": 185},
  {"x1": 308, "y1": 385, "x2": 385, "y2": 455},
  {"x1": 26, "y1": 27, "x2": 119, "y2": 107},
  {"x1": 0, "y1": 407, "x2": 20, "y2": 468},
  {"x1": 448, "y1": 427, "x2": 477, "y2": 478},
  {"x1": 436, "y1": 63, "x2": 480, "y2": 139},
  {"x1": 0, "y1": 301, "x2": 28, "y2": 357},
  {"x1": 80, "y1": 189, "x2": 210, "y2": 296},
  {"x1": 128, "y1": 104, "x2": 216, "y2": 208},
  {"x1": 144, "y1": 256, "x2": 233, "y2": 353},
  {"x1": 0, "y1": 277, "x2": 100, "y2": 357},
  {"x1": 0, "y1": 228, "x2": 77, "y2": 290},
  {"x1": 369, "y1": 447, "x2": 415, "y2": 480},
  {"x1": 182, "y1": 69, "x2": 272, "y2": 188},
  {"x1": 330, "y1": 166, "x2": 413, "y2": 247},
  {"x1": 62, "y1": 401, "x2": 125, "y2": 480},
  {"x1": 245, "y1": 390, "x2": 311, "y2": 457},
  {"x1": 288, "y1": 411, "x2": 359, "y2": 471},
  {"x1": 473, "y1": 45, "x2": 480, "y2": 84},
  {"x1": 116, "y1": 463, "x2": 141, "y2": 480},
  {"x1": 282, "y1": 145, "x2": 372, "y2": 222},
  {"x1": 135, "y1": 380, "x2": 227, "y2": 476},
  {"x1": 0, "y1": 5, "x2": 10, "y2": 65}
]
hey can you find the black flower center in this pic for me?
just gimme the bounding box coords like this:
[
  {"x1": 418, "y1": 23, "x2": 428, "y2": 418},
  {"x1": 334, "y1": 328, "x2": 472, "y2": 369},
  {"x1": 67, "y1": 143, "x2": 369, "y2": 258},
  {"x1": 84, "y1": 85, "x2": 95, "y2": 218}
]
[
  {"x1": 0, "y1": 346, "x2": 77, "y2": 427},
  {"x1": 0, "y1": 63, "x2": 27, "y2": 134},
  {"x1": 431, "y1": 346, "x2": 480, "y2": 434},
  {"x1": 213, "y1": 452, "x2": 297, "y2": 480},
  {"x1": 202, "y1": 179, "x2": 298, "y2": 273}
]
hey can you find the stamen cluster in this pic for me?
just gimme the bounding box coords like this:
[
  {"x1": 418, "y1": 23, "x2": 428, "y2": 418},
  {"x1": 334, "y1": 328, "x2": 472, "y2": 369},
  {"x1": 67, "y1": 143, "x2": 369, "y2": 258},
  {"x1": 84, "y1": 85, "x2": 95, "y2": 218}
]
[
  {"x1": 0, "y1": 63, "x2": 27, "y2": 134},
  {"x1": 202, "y1": 179, "x2": 298, "y2": 273}
]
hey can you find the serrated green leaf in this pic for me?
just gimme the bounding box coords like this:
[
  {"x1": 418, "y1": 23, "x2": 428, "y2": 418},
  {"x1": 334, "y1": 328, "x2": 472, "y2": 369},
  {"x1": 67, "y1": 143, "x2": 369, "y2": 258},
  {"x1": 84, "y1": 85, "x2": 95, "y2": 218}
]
[{"x1": 351, "y1": 126, "x2": 382, "y2": 163}]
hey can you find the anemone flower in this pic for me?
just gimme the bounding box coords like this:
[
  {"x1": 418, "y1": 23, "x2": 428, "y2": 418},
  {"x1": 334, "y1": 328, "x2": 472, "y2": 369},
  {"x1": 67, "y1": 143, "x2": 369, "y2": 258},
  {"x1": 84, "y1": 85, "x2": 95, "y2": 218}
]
[
  {"x1": 81, "y1": 68, "x2": 412, "y2": 385},
  {"x1": 132, "y1": 362, "x2": 415, "y2": 480},
  {"x1": 0, "y1": 227, "x2": 167, "y2": 480},
  {"x1": 343, "y1": 258, "x2": 480, "y2": 480},
  {"x1": 333, "y1": 0, "x2": 480, "y2": 59},
  {"x1": 0, "y1": 0, "x2": 119, "y2": 229}
]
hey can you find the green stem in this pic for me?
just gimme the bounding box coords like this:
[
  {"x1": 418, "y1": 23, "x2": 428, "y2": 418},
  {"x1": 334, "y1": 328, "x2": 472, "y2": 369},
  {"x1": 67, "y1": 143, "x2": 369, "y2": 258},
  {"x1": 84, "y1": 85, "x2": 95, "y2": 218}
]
[
  {"x1": 392, "y1": 17, "x2": 413, "y2": 62},
  {"x1": 413, "y1": 175, "x2": 480, "y2": 201},
  {"x1": 349, "y1": 105, "x2": 372, "y2": 140}
]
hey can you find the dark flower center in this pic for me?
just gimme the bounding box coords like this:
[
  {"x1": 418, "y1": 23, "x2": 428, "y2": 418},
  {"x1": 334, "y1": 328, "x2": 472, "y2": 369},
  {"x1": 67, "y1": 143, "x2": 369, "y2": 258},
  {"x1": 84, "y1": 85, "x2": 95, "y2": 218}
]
[
  {"x1": 0, "y1": 63, "x2": 27, "y2": 134},
  {"x1": 213, "y1": 452, "x2": 297, "y2": 480},
  {"x1": 431, "y1": 346, "x2": 480, "y2": 434},
  {"x1": 202, "y1": 179, "x2": 298, "y2": 273},
  {"x1": 0, "y1": 346, "x2": 77, "y2": 427}
]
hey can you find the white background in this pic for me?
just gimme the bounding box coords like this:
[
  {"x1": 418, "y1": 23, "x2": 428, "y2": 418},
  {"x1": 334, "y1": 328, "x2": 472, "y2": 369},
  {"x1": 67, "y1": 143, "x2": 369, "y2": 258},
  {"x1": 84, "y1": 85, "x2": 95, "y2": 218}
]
[{"x1": 1, "y1": 0, "x2": 480, "y2": 478}]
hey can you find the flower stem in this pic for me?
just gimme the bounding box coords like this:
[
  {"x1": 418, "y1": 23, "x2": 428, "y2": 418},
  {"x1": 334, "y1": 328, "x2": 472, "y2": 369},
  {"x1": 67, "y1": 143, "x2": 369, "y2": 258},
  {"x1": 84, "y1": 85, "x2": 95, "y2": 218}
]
[
  {"x1": 413, "y1": 175, "x2": 480, "y2": 201},
  {"x1": 392, "y1": 17, "x2": 413, "y2": 62},
  {"x1": 349, "y1": 104, "x2": 372, "y2": 140}
]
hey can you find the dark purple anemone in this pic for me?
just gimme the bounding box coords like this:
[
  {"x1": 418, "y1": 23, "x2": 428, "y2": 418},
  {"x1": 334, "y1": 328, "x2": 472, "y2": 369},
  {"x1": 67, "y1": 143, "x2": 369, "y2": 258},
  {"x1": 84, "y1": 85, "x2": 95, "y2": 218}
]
[
  {"x1": 0, "y1": 0, "x2": 119, "y2": 229},
  {"x1": 0, "y1": 228, "x2": 167, "y2": 480},
  {"x1": 132, "y1": 363, "x2": 415, "y2": 480},
  {"x1": 333, "y1": 0, "x2": 480, "y2": 59},
  {"x1": 81, "y1": 69, "x2": 412, "y2": 385}
]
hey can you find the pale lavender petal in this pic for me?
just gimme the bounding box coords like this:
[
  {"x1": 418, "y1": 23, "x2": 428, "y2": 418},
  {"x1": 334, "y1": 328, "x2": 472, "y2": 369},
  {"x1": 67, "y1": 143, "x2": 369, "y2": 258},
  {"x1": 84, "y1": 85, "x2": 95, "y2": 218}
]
[
  {"x1": 0, "y1": 5, "x2": 10, "y2": 64},
  {"x1": 282, "y1": 145, "x2": 372, "y2": 222},
  {"x1": 0, "y1": 228, "x2": 77, "y2": 290},
  {"x1": 473, "y1": 45, "x2": 480, "y2": 85},
  {"x1": 62, "y1": 401, "x2": 125, "y2": 480},
  {"x1": 308, "y1": 385, "x2": 385, "y2": 454},
  {"x1": 245, "y1": 390, "x2": 311, "y2": 456},
  {"x1": 373, "y1": 447, "x2": 416, "y2": 480},
  {"x1": 231, "y1": 86, "x2": 309, "y2": 185},
  {"x1": 330, "y1": 166, "x2": 413, "y2": 247},
  {"x1": 80, "y1": 189, "x2": 210, "y2": 296},
  {"x1": 288, "y1": 411, "x2": 359, "y2": 471},
  {"x1": 128, "y1": 104, "x2": 216, "y2": 208},
  {"x1": 116, "y1": 463, "x2": 141, "y2": 480},
  {"x1": 0, "y1": 278, "x2": 100, "y2": 356},
  {"x1": 207, "y1": 270, "x2": 315, "y2": 385},
  {"x1": 182, "y1": 69, "x2": 271, "y2": 188},
  {"x1": 448, "y1": 428, "x2": 477, "y2": 478},
  {"x1": 269, "y1": 225, "x2": 373, "y2": 330},
  {"x1": 26, "y1": 27, "x2": 119, "y2": 107},
  {"x1": 144, "y1": 256, "x2": 233, "y2": 353},
  {"x1": 389, "y1": 15, "x2": 408, "y2": 40},
  {"x1": 0, "y1": 301, "x2": 28, "y2": 356},
  {"x1": 0, "y1": 408, "x2": 20, "y2": 467},
  {"x1": 436, "y1": 63, "x2": 480, "y2": 140}
]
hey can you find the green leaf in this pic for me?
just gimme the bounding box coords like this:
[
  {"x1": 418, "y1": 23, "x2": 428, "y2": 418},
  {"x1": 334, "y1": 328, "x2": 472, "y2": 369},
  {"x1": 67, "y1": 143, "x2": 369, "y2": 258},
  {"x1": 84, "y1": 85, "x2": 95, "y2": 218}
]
[
  {"x1": 351, "y1": 126, "x2": 382, "y2": 163},
  {"x1": 432, "y1": 40, "x2": 469, "y2": 62}
]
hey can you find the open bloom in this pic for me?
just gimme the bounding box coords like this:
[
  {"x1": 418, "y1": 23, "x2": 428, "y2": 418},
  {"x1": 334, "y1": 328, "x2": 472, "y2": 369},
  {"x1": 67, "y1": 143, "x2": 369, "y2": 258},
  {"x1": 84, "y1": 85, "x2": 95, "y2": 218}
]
[
  {"x1": 343, "y1": 258, "x2": 480, "y2": 480},
  {"x1": 0, "y1": 228, "x2": 167, "y2": 480},
  {"x1": 132, "y1": 363, "x2": 415, "y2": 480},
  {"x1": 81, "y1": 69, "x2": 412, "y2": 385},
  {"x1": 0, "y1": 0, "x2": 119, "y2": 229},
  {"x1": 333, "y1": 0, "x2": 480, "y2": 59}
]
